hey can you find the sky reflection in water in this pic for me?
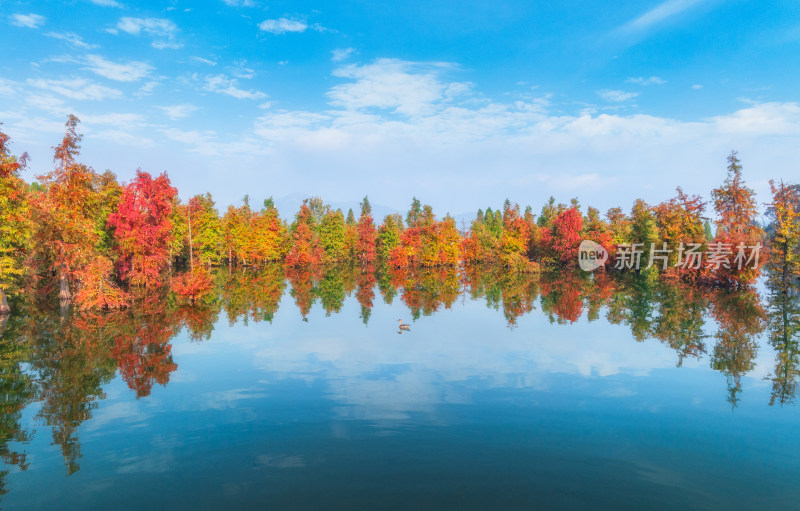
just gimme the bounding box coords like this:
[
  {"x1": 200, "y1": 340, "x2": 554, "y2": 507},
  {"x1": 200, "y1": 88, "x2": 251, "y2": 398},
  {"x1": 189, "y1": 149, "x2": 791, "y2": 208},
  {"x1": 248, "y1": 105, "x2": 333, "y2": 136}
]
[{"x1": 1, "y1": 267, "x2": 799, "y2": 510}]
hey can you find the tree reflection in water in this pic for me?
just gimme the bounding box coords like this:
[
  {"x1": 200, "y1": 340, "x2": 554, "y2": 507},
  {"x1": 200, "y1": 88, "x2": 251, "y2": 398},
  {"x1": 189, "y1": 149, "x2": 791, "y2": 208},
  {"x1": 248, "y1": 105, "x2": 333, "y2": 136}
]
[{"x1": 0, "y1": 263, "x2": 792, "y2": 491}]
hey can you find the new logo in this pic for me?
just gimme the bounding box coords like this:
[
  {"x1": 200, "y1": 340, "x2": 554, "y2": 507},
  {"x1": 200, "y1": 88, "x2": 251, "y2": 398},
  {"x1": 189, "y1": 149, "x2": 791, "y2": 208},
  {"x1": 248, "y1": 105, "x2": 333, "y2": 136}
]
[{"x1": 578, "y1": 240, "x2": 608, "y2": 271}]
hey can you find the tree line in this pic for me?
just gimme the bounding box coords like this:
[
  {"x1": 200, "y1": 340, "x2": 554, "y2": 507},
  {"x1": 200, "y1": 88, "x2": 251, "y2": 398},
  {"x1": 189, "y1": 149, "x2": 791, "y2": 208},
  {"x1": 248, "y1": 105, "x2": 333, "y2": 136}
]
[{"x1": 1, "y1": 115, "x2": 799, "y2": 313}]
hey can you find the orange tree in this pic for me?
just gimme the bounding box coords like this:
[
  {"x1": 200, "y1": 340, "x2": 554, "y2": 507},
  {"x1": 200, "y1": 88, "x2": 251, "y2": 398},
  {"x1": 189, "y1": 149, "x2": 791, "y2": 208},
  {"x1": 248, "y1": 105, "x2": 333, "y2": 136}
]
[
  {"x1": 286, "y1": 201, "x2": 322, "y2": 267},
  {"x1": 30, "y1": 116, "x2": 125, "y2": 310},
  {"x1": 711, "y1": 152, "x2": 765, "y2": 287}
]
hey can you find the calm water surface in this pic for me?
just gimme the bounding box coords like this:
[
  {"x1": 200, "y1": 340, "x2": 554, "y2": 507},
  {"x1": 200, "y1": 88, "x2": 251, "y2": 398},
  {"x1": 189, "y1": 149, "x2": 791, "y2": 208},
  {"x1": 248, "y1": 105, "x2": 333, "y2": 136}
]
[{"x1": 1, "y1": 268, "x2": 799, "y2": 510}]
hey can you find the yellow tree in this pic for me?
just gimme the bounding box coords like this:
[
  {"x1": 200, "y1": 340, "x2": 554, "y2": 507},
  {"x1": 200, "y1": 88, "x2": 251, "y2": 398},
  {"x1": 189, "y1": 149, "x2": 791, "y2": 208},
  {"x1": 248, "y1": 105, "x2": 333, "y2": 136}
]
[
  {"x1": 0, "y1": 127, "x2": 31, "y2": 314},
  {"x1": 768, "y1": 180, "x2": 800, "y2": 282}
]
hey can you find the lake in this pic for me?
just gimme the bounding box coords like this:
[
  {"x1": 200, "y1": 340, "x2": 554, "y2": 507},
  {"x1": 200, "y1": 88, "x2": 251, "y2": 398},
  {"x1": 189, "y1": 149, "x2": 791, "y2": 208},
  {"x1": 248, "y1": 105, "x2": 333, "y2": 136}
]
[{"x1": 1, "y1": 266, "x2": 799, "y2": 510}]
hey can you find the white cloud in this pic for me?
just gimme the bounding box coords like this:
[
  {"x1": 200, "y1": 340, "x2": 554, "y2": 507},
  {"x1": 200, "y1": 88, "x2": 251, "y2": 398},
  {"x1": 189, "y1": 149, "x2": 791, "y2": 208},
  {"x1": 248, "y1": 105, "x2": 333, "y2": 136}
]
[
  {"x1": 709, "y1": 102, "x2": 800, "y2": 136},
  {"x1": 27, "y1": 77, "x2": 122, "y2": 101},
  {"x1": 597, "y1": 89, "x2": 640, "y2": 102},
  {"x1": 82, "y1": 112, "x2": 147, "y2": 128},
  {"x1": 112, "y1": 17, "x2": 182, "y2": 49},
  {"x1": 9, "y1": 13, "x2": 46, "y2": 29},
  {"x1": 627, "y1": 76, "x2": 666, "y2": 86},
  {"x1": 44, "y1": 32, "x2": 98, "y2": 49},
  {"x1": 93, "y1": 130, "x2": 154, "y2": 147},
  {"x1": 258, "y1": 17, "x2": 325, "y2": 34},
  {"x1": 203, "y1": 74, "x2": 266, "y2": 100},
  {"x1": 0, "y1": 79, "x2": 17, "y2": 96},
  {"x1": 190, "y1": 56, "x2": 217, "y2": 66},
  {"x1": 90, "y1": 0, "x2": 123, "y2": 7},
  {"x1": 231, "y1": 61, "x2": 255, "y2": 79},
  {"x1": 328, "y1": 59, "x2": 464, "y2": 116},
  {"x1": 692, "y1": 84, "x2": 703, "y2": 90},
  {"x1": 621, "y1": 0, "x2": 707, "y2": 34},
  {"x1": 157, "y1": 104, "x2": 198, "y2": 120},
  {"x1": 222, "y1": 0, "x2": 256, "y2": 6},
  {"x1": 84, "y1": 55, "x2": 152, "y2": 82},
  {"x1": 331, "y1": 47, "x2": 356, "y2": 62},
  {"x1": 136, "y1": 80, "x2": 160, "y2": 97},
  {"x1": 25, "y1": 93, "x2": 67, "y2": 114}
]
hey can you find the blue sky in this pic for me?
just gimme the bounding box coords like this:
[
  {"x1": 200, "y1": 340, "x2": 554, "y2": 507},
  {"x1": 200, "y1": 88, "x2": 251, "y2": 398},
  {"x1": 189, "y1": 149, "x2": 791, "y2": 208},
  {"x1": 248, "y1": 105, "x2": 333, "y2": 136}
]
[{"x1": 2, "y1": 0, "x2": 799, "y2": 218}]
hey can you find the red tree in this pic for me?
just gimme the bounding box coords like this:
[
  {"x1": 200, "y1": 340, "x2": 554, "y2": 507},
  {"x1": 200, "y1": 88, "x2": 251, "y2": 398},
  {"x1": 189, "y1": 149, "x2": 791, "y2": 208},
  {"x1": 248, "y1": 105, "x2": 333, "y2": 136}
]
[
  {"x1": 545, "y1": 207, "x2": 583, "y2": 265},
  {"x1": 355, "y1": 196, "x2": 377, "y2": 265},
  {"x1": 108, "y1": 170, "x2": 177, "y2": 288},
  {"x1": 286, "y1": 202, "x2": 322, "y2": 267}
]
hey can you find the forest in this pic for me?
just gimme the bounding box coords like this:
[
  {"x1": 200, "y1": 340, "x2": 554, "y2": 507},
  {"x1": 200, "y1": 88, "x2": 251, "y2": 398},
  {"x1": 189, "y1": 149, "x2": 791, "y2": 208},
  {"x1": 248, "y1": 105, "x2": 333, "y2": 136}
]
[{"x1": 1, "y1": 115, "x2": 799, "y2": 314}]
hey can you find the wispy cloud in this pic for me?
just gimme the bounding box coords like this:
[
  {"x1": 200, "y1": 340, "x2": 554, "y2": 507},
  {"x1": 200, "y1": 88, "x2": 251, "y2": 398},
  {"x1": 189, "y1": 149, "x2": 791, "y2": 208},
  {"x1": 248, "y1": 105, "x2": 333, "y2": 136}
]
[
  {"x1": 620, "y1": 0, "x2": 707, "y2": 34},
  {"x1": 90, "y1": 0, "x2": 123, "y2": 7},
  {"x1": 44, "y1": 32, "x2": 99, "y2": 49},
  {"x1": 627, "y1": 76, "x2": 666, "y2": 86},
  {"x1": 84, "y1": 55, "x2": 152, "y2": 82},
  {"x1": 27, "y1": 77, "x2": 122, "y2": 101},
  {"x1": 597, "y1": 89, "x2": 640, "y2": 102},
  {"x1": 190, "y1": 56, "x2": 217, "y2": 66},
  {"x1": 110, "y1": 17, "x2": 182, "y2": 49},
  {"x1": 202, "y1": 74, "x2": 266, "y2": 100},
  {"x1": 222, "y1": 0, "x2": 256, "y2": 6},
  {"x1": 157, "y1": 104, "x2": 198, "y2": 120},
  {"x1": 9, "y1": 13, "x2": 46, "y2": 29},
  {"x1": 258, "y1": 17, "x2": 325, "y2": 34},
  {"x1": 331, "y1": 48, "x2": 356, "y2": 62}
]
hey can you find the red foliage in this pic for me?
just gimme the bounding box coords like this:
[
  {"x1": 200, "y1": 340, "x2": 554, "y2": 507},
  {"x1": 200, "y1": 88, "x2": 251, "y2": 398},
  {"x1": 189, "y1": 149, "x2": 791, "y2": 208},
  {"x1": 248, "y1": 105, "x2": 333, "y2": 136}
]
[
  {"x1": 108, "y1": 170, "x2": 177, "y2": 288},
  {"x1": 286, "y1": 203, "x2": 322, "y2": 267},
  {"x1": 355, "y1": 215, "x2": 377, "y2": 265},
  {"x1": 544, "y1": 208, "x2": 583, "y2": 265},
  {"x1": 540, "y1": 277, "x2": 583, "y2": 323},
  {"x1": 171, "y1": 267, "x2": 214, "y2": 303},
  {"x1": 111, "y1": 312, "x2": 177, "y2": 398}
]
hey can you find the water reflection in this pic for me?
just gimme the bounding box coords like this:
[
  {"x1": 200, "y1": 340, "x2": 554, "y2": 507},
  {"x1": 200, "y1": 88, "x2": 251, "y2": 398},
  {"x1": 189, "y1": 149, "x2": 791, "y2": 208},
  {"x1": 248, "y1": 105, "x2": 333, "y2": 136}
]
[
  {"x1": 766, "y1": 270, "x2": 800, "y2": 406},
  {"x1": 0, "y1": 264, "x2": 796, "y2": 506}
]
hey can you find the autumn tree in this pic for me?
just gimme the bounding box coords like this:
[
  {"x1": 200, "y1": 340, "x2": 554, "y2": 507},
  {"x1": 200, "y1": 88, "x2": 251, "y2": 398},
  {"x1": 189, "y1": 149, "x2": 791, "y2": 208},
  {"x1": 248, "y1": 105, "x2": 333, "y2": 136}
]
[
  {"x1": 107, "y1": 170, "x2": 177, "y2": 288},
  {"x1": 581, "y1": 206, "x2": 614, "y2": 267},
  {"x1": 377, "y1": 213, "x2": 403, "y2": 263},
  {"x1": 711, "y1": 152, "x2": 765, "y2": 287},
  {"x1": 186, "y1": 193, "x2": 222, "y2": 267},
  {"x1": 544, "y1": 207, "x2": 583, "y2": 266},
  {"x1": 0, "y1": 127, "x2": 31, "y2": 314},
  {"x1": 30, "y1": 115, "x2": 125, "y2": 310},
  {"x1": 629, "y1": 199, "x2": 660, "y2": 271},
  {"x1": 653, "y1": 188, "x2": 707, "y2": 274},
  {"x1": 767, "y1": 180, "x2": 800, "y2": 282},
  {"x1": 319, "y1": 209, "x2": 348, "y2": 263},
  {"x1": 498, "y1": 201, "x2": 536, "y2": 272},
  {"x1": 286, "y1": 200, "x2": 323, "y2": 267},
  {"x1": 221, "y1": 200, "x2": 253, "y2": 266},
  {"x1": 248, "y1": 198, "x2": 289, "y2": 263},
  {"x1": 463, "y1": 207, "x2": 500, "y2": 263},
  {"x1": 355, "y1": 196, "x2": 377, "y2": 265}
]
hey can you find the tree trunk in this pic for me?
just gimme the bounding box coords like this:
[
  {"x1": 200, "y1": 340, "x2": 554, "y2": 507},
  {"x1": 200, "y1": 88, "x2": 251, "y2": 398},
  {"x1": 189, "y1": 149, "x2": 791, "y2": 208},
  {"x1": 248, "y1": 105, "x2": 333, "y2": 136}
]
[
  {"x1": 59, "y1": 268, "x2": 71, "y2": 301},
  {"x1": 0, "y1": 288, "x2": 10, "y2": 316},
  {"x1": 188, "y1": 210, "x2": 194, "y2": 270},
  {"x1": 0, "y1": 311, "x2": 8, "y2": 340}
]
